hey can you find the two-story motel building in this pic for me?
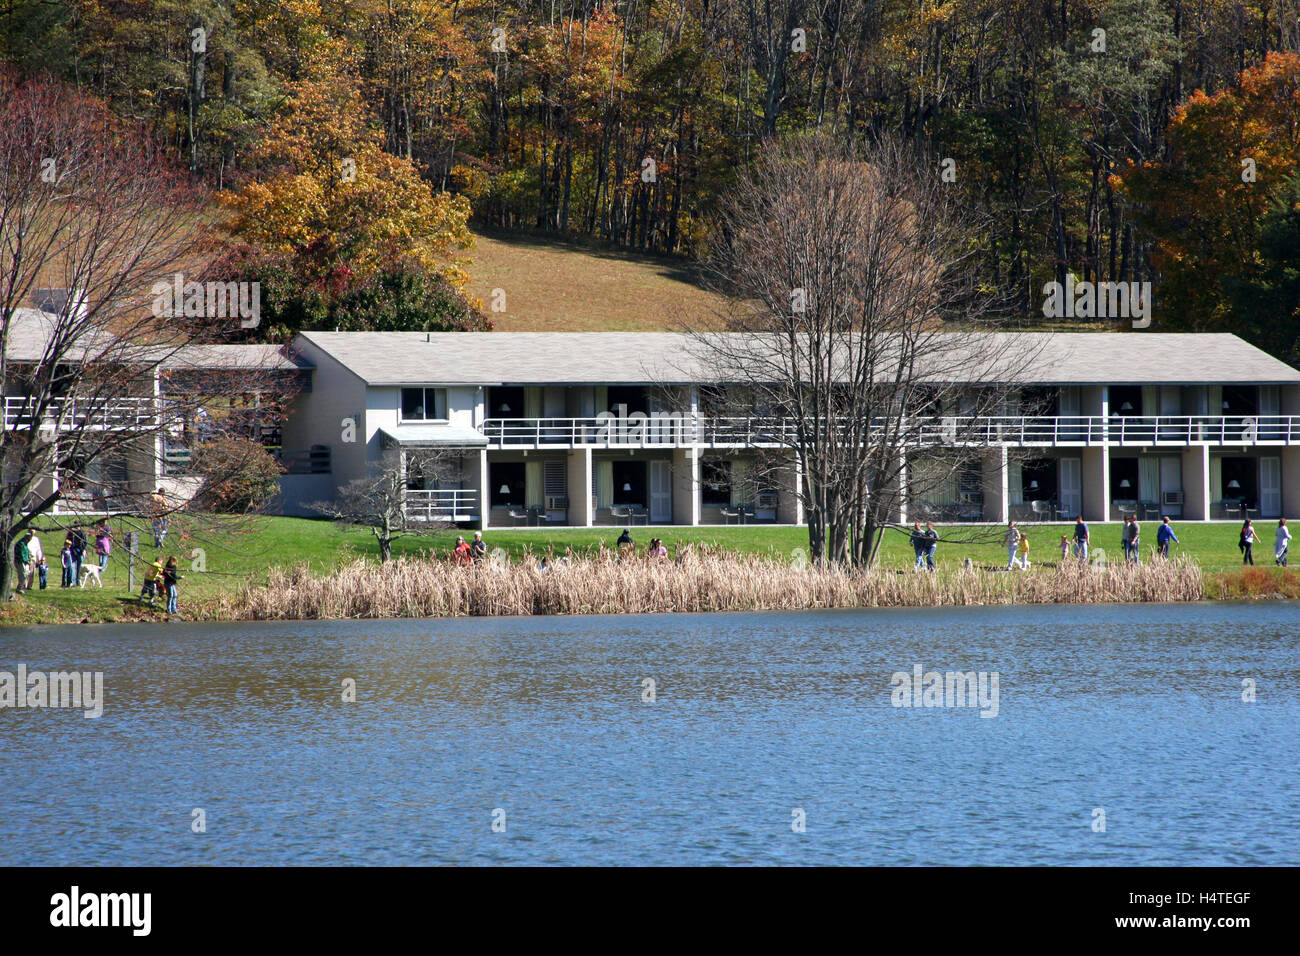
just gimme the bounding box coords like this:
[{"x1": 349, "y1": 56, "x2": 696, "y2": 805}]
[{"x1": 277, "y1": 331, "x2": 1300, "y2": 528}]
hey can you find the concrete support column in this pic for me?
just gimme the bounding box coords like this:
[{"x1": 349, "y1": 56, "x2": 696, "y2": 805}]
[
  {"x1": 777, "y1": 457, "x2": 803, "y2": 525},
  {"x1": 897, "y1": 454, "x2": 909, "y2": 524},
  {"x1": 567, "y1": 447, "x2": 593, "y2": 527},
  {"x1": 982, "y1": 446, "x2": 1008, "y2": 522},
  {"x1": 1182, "y1": 445, "x2": 1211, "y2": 521},
  {"x1": 1082, "y1": 446, "x2": 1109, "y2": 523},
  {"x1": 671, "y1": 447, "x2": 699, "y2": 526},
  {"x1": 478, "y1": 448, "x2": 490, "y2": 529}
]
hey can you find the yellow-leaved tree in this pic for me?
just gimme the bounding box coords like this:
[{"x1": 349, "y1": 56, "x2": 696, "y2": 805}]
[{"x1": 223, "y1": 76, "x2": 475, "y2": 294}]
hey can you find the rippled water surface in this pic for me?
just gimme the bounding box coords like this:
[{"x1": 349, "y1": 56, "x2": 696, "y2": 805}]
[{"x1": 1, "y1": 602, "x2": 1296, "y2": 865}]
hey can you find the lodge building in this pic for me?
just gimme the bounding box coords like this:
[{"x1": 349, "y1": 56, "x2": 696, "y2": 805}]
[{"x1": 276, "y1": 331, "x2": 1300, "y2": 527}]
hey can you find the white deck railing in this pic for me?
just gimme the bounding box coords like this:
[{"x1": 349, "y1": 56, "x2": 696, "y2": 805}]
[
  {"x1": 3, "y1": 395, "x2": 158, "y2": 431},
  {"x1": 478, "y1": 414, "x2": 1300, "y2": 448},
  {"x1": 404, "y1": 488, "x2": 479, "y2": 522}
]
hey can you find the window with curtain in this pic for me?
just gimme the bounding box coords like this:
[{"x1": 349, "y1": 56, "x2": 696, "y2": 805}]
[
  {"x1": 1139, "y1": 457, "x2": 1160, "y2": 504},
  {"x1": 525, "y1": 461, "x2": 542, "y2": 507},
  {"x1": 400, "y1": 387, "x2": 447, "y2": 421},
  {"x1": 1008, "y1": 460, "x2": 1023, "y2": 504}
]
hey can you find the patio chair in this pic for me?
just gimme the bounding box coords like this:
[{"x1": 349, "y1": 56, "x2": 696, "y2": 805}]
[
  {"x1": 506, "y1": 507, "x2": 531, "y2": 527},
  {"x1": 719, "y1": 507, "x2": 743, "y2": 525},
  {"x1": 1030, "y1": 500, "x2": 1052, "y2": 521}
]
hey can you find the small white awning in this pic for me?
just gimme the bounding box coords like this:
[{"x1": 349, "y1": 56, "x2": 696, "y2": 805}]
[{"x1": 378, "y1": 424, "x2": 488, "y2": 447}]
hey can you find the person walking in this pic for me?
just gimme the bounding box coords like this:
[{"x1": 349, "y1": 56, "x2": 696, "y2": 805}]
[
  {"x1": 25, "y1": 530, "x2": 45, "y2": 590},
  {"x1": 140, "y1": 556, "x2": 164, "y2": 604},
  {"x1": 1239, "y1": 519, "x2": 1261, "y2": 566},
  {"x1": 60, "y1": 538, "x2": 74, "y2": 588},
  {"x1": 1059, "y1": 534, "x2": 1070, "y2": 563},
  {"x1": 151, "y1": 487, "x2": 169, "y2": 547},
  {"x1": 12, "y1": 534, "x2": 30, "y2": 594},
  {"x1": 1012, "y1": 531, "x2": 1031, "y2": 570},
  {"x1": 1127, "y1": 514, "x2": 1141, "y2": 563},
  {"x1": 1275, "y1": 518, "x2": 1291, "y2": 567},
  {"x1": 68, "y1": 526, "x2": 86, "y2": 586},
  {"x1": 910, "y1": 521, "x2": 927, "y2": 571},
  {"x1": 93, "y1": 522, "x2": 112, "y2": 570},
  {"x1": 1004, "y1": 520, "x2": 1020, "y2": 570},
  {"x1": 163, "y1": 556, "x2": 181, "y2": 615},
  {"x1": 1156, "y1": 517, "x2": 1179, "y2": 559},
  {"x1": 923, "y1": 521, "x2": 939, "y2": 571},
  {"x1": 1119, "y1": 514, "x2": 1138, "y2": 563},
  {"x1": 1073, "y1": 516, "x2": 1090, "y2": 562}
]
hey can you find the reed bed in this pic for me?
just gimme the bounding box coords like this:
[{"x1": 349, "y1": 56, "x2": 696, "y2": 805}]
[{"x1": 205, "y1": 547, "x2": 1204, "y2": 621}]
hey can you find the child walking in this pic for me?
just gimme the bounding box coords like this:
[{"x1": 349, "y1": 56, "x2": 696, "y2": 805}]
[
  {"x1": 1059, "y1": 534, "x2": 1070, "y2": 563},
  {"x1": 1012, "y1": 532, "x2": 1031, "y2": 570}
]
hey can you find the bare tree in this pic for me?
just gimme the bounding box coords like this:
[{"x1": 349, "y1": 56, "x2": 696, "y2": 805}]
[
  {"x1": 693, "y1": 132, "x2": 1041, "y2": 567},
  {"x1": 310, "y1": 448, "x2": 458, "y2": 562},
  {"x1": 0, "y1": 69, "x2": 287, "y2": 600}
]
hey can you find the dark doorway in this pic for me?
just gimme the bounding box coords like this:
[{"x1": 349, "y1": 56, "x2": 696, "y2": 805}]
[
  {"x1": 701, "y1": 459, "x2": 731, "y2": 505},
  {"x1": 607, "y1": 385, "x2": 647, "y2": 415},
  {"x1": 1110, "y1": 457, "x2": 1139, "y2": 502},
  {"x1": 1020, "y1": 387, "x2": 1057, "y2": 416},
  {"x1": 490, "y1": 462, "x2": 525, "y2": 508},
  {"x1": 1222, "y1": 386, "x2": 1258, "y2": 415},
  {"x1": 1221, "y1": 457, "x2": 1258, "y2": 508},
  {"x1": 1021, "y1": 458, "x2": 1058, "y2": 501},
  {"x1": 487, "y1": 386, "x2": 525, "y2": 418},
  {"x1": 1110, "y1": 385, "x2": 1142, "y2": 416},
  {"x1": 612, "y1": 460, "x2": 647, "y2": 505}
]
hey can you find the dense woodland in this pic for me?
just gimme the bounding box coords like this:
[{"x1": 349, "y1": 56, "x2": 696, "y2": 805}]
[{"x1": 1, "y1": 1, "x2": 1298, "y2": 360}]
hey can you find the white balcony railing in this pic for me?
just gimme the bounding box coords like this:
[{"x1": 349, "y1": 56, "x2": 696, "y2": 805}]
[
  {"x1": 405, "y1": 488, "x2": 479, "y2": 522},
  {"x1": 3, "y1": 395, "x2": 158, "y2": 431},
  {"x1": 479, "y1": 414, "x2": 1300, "y2": 448}
]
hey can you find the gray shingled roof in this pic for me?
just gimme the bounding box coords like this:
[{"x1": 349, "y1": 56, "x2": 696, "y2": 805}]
[
  {"x1": 161, "y1": 344, "x2": 312, "y2": 372},
  {"x1": 4, "y1": 308, "x2": 310, "y2": 371},
  {"x1": 297, "y1": 330, "x2": 1300, "y2": 386}
]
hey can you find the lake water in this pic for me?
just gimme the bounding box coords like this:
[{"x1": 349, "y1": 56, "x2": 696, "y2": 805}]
[{"x1": 1, "y1": 603, "x2": 1296, "y2": 866}]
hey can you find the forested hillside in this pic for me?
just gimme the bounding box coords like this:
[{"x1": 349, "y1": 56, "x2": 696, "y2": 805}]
[{"x1": 2, "y1": 1, "x2": 1297, "y2": 358}]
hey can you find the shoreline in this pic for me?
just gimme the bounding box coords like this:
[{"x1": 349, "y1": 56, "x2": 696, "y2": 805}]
[{"x1": 4, "y1": 555, "x2": 1296, "y2": 628}]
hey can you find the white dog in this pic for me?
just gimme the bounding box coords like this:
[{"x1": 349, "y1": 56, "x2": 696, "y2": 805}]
[{"x1": 80, "y1": 564, "x2": 103, "y2": 587}]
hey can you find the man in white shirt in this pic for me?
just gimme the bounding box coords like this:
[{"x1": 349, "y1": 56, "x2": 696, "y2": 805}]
[{"x1": 24, "y1": 530, "x2": 45, "y2": 589}]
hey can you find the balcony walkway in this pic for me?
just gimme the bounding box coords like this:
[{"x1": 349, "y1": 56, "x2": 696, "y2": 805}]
[
  {"x1": 476, "y1": 415, "x2": 1300, "y2": 449},
  {"x1": 3, "y1": 395, "x2": 158, "y2": 431}
]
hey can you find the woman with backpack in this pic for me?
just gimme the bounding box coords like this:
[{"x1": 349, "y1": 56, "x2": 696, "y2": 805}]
[{"x1": 1239, "y1": 519, "x2": 1261, "y2": 566}]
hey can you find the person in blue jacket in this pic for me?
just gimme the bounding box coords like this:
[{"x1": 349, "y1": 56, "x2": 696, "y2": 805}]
[{"x1": 1156, "y1": 516, "x2": 1180, "y2": 559}]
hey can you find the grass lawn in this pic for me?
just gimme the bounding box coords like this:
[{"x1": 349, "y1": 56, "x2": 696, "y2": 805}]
[
  {"x1": 1, "y1": 514, "x2": 1289, "y2": 625},
  {"x1": 464, "y1": 230, "x2": 726, "y2": 331}
]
